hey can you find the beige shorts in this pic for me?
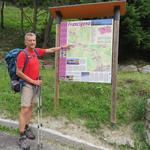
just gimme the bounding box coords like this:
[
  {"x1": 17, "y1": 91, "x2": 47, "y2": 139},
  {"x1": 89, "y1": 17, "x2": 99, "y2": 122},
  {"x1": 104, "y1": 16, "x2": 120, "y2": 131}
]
[{"x1": 21, "y1": 83, "x2": 40, "y2": 107}]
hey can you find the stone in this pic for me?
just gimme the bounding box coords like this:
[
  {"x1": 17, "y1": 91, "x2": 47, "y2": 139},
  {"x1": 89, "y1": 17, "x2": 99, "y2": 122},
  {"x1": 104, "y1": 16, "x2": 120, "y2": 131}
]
[
  {"x1": 139, "y1": 65, "x2": 150, "y2": 73},
  {"x1": 145, "y1": 107, "x2": 150, "y2": 121},
  {"x1": 145, "y1": 130, "x2": 150, "y2": 146},
  {"x1": 145, "y1": 120, "x2": 150, "y2": 130},
  {"x1": 118, "y1": 65, "x2": 138, "y2": 72},
  {"x1": 146, "y1": 99, "x2": 150, "y2": 107},
  {"x1": 145, "y1": 99, "x2": 150, "y2": 146},
  {"x1": 145, "y1": 99, "x2": 150, "y2": 121}
]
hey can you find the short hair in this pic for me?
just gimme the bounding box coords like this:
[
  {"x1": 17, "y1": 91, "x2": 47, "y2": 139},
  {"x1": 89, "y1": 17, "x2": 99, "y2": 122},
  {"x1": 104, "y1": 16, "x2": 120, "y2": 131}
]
[{"x1": 25, "y1": 32, "x2": 36, "y2": 41}]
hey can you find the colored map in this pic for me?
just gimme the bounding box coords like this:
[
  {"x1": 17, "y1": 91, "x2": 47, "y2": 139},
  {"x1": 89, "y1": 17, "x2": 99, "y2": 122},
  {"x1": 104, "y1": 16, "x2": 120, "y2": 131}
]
[{"x1": 59, "y1": 19, "x2": 113, "y2": 83}]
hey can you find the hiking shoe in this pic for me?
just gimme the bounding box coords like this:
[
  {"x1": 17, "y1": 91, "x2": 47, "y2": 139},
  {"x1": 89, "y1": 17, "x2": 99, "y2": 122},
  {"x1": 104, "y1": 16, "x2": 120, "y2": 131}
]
[
  {"x1": 25, "y1": 126, "x2": 36, "y2": 140},
  {"x1": 18, "y1": 135, "x2": 30, "y2": 150}
]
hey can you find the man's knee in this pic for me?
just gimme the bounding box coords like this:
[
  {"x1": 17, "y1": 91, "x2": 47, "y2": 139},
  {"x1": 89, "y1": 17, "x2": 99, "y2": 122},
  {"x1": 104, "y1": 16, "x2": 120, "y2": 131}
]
[{"x1": 21, "y1": 107, "x2": 32, "y2": 115}]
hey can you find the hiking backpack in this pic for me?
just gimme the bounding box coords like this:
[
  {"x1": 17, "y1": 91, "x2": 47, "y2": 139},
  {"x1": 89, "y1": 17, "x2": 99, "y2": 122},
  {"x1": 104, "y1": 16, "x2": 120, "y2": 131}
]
[{"x1": 5, "y1": 48, "x2": 39, "y2": 92}]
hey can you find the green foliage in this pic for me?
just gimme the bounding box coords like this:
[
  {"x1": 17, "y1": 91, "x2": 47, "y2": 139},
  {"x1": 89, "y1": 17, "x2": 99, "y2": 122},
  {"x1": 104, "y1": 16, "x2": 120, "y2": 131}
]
[
  {"x1": 85, "y1": 120, "x2": 100, "y2": 132},
  {"x1": 131, "y1": 97, "x2": 146, "y2": 121},
  {"x1": 0, "y1": 27, "x2": 24, "y2": 51},
  {"x1": 0, "y1": 5, "x2": 49, "y2": 49},
  {"x1": 136, "y1": 0, "x2": 150, "y2": 52},
  {"x1": 117, "y1": 72, "x2": 150, "y2": 124},
  {"x1": 133, "y1": 121, "x2": 144, "y2": 138},
  {"x1": 120, "y1": 0, "x2": 150, "y2": 61},
  {"x1": 58, "y1": 81, "x2": 111, "y2": 125},
  {"x1": 3, "y1": 5, "x2": 20, "y2": 28},
  {"x1": 0, "y1": 63, "x2": 20, "y2": 119},
  {"x1": 2, "y1": 1, "x2": 149, "y2": 61},
  {"x1": 0, "y1": 62, "x2": 150, "y2": 126},
  {"x1": 0, "y1": 125, "x2": 19, "y2": 135},
  {"x1": 1, "y1": 62, "x2": 150, "y2": 148},
  {"x1": 133, "y1": 121, "x2": 150, "y2": 150},
  {"x1": 120, "y1": 5, "x2": 142, "y2": 48}
]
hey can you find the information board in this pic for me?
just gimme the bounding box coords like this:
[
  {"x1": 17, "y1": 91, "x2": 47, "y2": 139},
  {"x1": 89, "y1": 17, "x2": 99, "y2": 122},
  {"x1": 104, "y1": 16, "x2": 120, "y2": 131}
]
[{"x1": 59, "y1": 19, "x2": 113, "y2": 83}]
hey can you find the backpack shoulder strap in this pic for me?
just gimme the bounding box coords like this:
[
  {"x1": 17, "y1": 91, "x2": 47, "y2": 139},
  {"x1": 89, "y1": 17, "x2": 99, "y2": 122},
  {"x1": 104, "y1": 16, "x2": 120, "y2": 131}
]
[
  {"x1": 34, "y1": 48, "x2": 40, "y2": 58},
  {"x1": 22, "y1": 49, "x2": 29, "y2": 73}
]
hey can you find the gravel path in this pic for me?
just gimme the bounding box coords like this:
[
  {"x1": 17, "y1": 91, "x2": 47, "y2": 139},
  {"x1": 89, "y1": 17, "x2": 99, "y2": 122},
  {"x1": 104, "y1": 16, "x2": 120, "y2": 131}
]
[{"x1": 0, "y1": 132, "x2": 79, "y2": 150}]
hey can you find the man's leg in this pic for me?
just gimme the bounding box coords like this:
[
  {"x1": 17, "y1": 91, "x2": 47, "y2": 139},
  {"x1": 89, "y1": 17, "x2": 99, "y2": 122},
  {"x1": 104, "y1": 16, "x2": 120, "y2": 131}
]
[
  {"x1": 24, "y1": 105, "x2": 36, "y2": 140},
  {"x1": 18, "y1": 107, "x2": 30, "y2": 150},
  {"x1": 18, "y1": 83, "x2": 35, "y2": 149},
  {"x1": 19, "y1": 106, "x2": 31, "y2": 133},
  {"x1": 26, "y1": 85, "x2": 39, "y2": 126},
  {"x1": 20, "y1": 84, "x2": 34, "y2": 130},
  {"x1": 26, "y1": 106, "x2": 33, "y2": 125}
]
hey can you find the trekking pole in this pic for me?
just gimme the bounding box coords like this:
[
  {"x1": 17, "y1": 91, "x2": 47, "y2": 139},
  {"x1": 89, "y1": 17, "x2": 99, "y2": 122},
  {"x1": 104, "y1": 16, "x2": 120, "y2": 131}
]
[
  {"x1": 39, "y1": 85, "x2": 43, "y2": 149},
  {"x1": 37, "y1": 85, "x2": 43, "y2": 150}
]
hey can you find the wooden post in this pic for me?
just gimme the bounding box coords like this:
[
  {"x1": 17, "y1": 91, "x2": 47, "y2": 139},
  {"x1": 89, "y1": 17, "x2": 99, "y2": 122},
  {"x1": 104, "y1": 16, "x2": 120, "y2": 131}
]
[
  {"x1": 111, "y1": 6, "x2": 120, "y2": 124},
  {"x1": 54, "y1": 11, "x2": 62, "y2": 107}
]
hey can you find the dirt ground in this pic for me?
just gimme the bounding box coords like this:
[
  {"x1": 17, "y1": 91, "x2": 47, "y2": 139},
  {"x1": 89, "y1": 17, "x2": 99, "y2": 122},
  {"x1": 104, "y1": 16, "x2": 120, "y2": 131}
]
[
  {"x1": 0, "y1": 111, "x2": 134, "y2": 149},
  {"x1": 32, "y1": 116, "x2": 134, "y2": 149}
]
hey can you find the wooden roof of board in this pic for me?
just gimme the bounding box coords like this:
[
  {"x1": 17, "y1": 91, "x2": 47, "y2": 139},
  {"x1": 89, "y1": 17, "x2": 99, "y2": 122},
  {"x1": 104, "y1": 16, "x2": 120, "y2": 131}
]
[{"x1": 49, "y1": 1, "x2": 126, "y2": 19}]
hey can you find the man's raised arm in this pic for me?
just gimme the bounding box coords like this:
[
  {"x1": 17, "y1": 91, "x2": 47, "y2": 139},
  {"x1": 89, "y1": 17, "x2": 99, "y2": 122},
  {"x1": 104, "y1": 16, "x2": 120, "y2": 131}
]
[{"x1": 45, "y1": 45, "x2": 70, "y2": 53}]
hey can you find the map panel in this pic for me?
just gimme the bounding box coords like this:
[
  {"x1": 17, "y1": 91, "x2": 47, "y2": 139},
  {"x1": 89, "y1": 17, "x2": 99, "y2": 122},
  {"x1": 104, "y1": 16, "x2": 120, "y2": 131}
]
[{"x1": 59, "y1": 19, "x2": 113, "y2": 83}]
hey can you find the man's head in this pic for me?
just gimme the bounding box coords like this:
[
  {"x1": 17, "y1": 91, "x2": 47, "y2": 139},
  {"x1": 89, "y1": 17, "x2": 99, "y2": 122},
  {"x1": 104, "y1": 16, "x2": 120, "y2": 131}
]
[{"x1": 24, "y1": 32, "x2": 36, "y2": 49}]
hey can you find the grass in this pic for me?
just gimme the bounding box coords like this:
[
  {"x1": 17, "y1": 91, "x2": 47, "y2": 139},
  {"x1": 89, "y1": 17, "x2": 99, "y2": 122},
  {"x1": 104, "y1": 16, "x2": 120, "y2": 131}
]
[
  {"x1": 2, "y1": 62, "x2": 149, "y2": 124},
  {"x1": 0, "y1": 61, "x2": 150, "y2": 149},
  {"x1": 0, "y1": 125, "x2": 19, "y2": 136},
  {"x1": 117, "y1": 72, "x2": 150, "y2": 124}
]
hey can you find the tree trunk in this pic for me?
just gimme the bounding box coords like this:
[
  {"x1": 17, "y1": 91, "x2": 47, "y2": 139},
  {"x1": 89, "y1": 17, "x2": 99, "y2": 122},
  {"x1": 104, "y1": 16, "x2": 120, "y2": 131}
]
[
  {"x1": 42, "y1": 15, "x2": 54, "y2": 48},
  {"x1": 20, "y1": 0, "x2": 24, "y2": 34},
  {"x1": 0, "y1": 1, "x2": 5, "y2": 29},
  {"x1": 32, "y1": 0, "x2": 38, "y2": 33}
]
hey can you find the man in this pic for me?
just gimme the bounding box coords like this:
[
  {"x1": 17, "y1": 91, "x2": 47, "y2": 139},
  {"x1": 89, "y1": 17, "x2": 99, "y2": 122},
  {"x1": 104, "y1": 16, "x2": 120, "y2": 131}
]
[{"x1": 16, "y1": 32, "x2": 69, "y2": 149}]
